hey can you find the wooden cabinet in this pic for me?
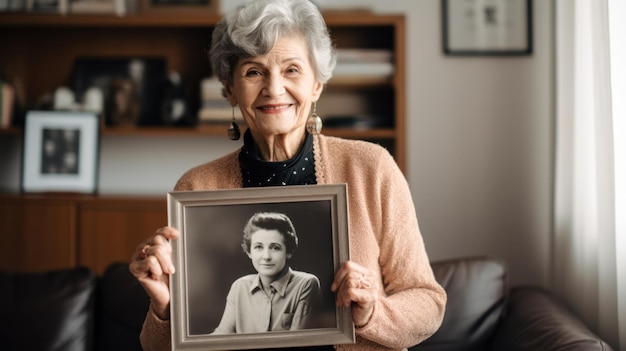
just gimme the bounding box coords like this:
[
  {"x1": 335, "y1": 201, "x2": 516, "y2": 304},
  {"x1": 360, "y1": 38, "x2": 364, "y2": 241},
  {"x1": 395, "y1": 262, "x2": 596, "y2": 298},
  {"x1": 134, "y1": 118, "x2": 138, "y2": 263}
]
[
  {"x1": 0, "y1": 194, "x2": 166, "y2": 275},
  {"x1": 77, "y1": 197, "x2": 167, "y2": 274},
  {"x1": 0, "y1": 196, "x2": 77, "y2": 272},
  {"x1": 0, "y1": 12, "x2": 406, "y2": 170}
]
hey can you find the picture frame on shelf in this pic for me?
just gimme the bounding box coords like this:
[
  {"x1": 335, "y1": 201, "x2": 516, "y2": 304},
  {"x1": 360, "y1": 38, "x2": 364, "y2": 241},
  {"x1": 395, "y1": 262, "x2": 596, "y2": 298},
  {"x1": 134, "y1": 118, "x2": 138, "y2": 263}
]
[
  {"x1": 167, "y1": 184, "x2": 354, "y2": 351},
  {"x1": 141, "y1": 0, "x2": 217, "y2": 14},
  {"x1": 442, "y1": 0, "x2": 533, "y2": 56},
  {"x1": 21, "y1": 110, "x2": 99, "y2": 194}
]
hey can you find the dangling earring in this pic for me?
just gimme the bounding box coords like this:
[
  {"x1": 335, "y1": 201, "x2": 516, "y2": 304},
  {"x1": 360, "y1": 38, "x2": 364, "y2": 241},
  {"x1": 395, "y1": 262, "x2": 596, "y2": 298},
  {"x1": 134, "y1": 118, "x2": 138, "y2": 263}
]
[
  {"x1": 228, "y1": 106, "x2": 240, "y2": 140},
  {"x1": 306, "y1": 101, "x2": 322, "y2": 135}
]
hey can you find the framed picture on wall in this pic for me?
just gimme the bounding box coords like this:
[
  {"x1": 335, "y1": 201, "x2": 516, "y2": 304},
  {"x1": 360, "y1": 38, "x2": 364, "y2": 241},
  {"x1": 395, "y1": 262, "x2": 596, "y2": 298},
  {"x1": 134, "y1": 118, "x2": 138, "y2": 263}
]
[
  {"x1": 167, "y1": 184, "x2": 354, "y2": 351},
  {"x1": 442, "y1": 0, "x2": 533, "y2": 55},
  {"x1": 21, "y1": 110, "x2": 99, "y2": 194}
]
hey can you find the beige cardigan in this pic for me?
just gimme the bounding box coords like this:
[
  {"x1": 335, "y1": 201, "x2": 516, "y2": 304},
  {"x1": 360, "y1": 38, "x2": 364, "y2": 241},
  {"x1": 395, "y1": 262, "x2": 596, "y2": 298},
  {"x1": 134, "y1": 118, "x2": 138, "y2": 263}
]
[{"x1": 140, "y1": 134, "x2": 446, "y2": 351}]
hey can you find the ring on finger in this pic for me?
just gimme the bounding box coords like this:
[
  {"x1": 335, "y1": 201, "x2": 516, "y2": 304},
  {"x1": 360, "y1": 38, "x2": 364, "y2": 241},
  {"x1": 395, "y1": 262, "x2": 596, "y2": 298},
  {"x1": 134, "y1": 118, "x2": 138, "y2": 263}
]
[{"x1": 140, "y1": 245, "x2": 150, "y2": 259}]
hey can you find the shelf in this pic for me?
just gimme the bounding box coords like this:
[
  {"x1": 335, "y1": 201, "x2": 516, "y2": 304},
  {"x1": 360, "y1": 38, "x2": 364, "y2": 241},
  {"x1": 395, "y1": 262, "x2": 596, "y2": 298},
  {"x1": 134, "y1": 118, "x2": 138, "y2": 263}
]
[
  {"x1": 2, "y1": 125, "x2": 396, "y2": 139},
  {"x1": 0, "y1": 11, "x2": 404, "y2": 27},
  {"x1": 328, "y1": 76, "x2": 393, "y2": 88},
  {"x1": 102, "y1": 125, "x2": 397, "y2": 139},
  {"x1": 0, "y1": 12, "x2": 221, "y2": 27},
  {"x1": 0, "y1": 127, "x2": 21, "y2": 135}
]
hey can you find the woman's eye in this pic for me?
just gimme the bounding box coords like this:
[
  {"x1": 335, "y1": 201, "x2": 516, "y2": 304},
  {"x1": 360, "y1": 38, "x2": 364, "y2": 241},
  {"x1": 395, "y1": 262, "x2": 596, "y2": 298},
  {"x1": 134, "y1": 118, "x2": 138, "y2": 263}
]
[
  {"x1": 253, "y1": 244, "x2": 263, "y2": 250},
  {"x1": 286, "y1": 67, "x2": 299, "y2": 74},
  {"x1": 270, "y1": 244, "x2": 282, "y2": 251},
  {"x1": 245, "y1": 70, "x2": 262, "y2": 77}
]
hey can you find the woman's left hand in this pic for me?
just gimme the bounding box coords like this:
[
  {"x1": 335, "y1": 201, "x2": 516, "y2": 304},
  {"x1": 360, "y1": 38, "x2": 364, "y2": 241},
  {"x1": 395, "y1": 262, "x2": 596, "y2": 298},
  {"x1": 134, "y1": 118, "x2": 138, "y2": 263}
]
[{"x1": 331, "y1": 260, "x2": 379, "y2": 328}]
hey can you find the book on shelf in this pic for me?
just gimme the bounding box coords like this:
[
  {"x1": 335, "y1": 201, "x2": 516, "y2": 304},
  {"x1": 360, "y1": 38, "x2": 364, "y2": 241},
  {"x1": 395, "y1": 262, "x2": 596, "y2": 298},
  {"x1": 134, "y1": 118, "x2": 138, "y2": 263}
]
[
  {"x1": 1, "y1": 0, "x2": 27, "y2": 11},
  {"x1": 70, "y1": 0, "x2": 115, "y2": 13},
  {"x1": 336, "y1": 48, "x2": 394, "y2": 63},
  {"x1": 333, "y1": 48, "x2": 394, "y2": 80},
  {"x1": 197, "y1": 76, "x2": 240, "y2": 123},
  {"x1": 1, "y1": 82, "x2": 15, "y2": 129},
  {"x1": 25, "y1": 0, "x2": 68, "y2": 13},
  {"x1": 333, "y1": 62, "x2": 394, "y2": 77},
  {"x1": 197, "y1": 100, "x2": 241, "y2": 123},
  {"x1": 69, "y1": 0, "x2": 137, "y2": 15}
]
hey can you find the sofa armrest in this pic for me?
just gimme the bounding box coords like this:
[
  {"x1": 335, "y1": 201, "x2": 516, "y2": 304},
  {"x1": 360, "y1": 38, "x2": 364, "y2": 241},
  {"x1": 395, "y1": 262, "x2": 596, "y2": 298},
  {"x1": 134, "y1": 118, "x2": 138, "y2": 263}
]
[
  {"x1": 411, "y1": 256, "x2": 508, "y2": 351},
  {"x1": 489, "y1": 286, "x2": 614, "y2": 351},
  {"x1": 0, "y1": 267, "x2": 97, "y2": 351},
  {"x1": 97, "y1": 262, "x2": 151, "y2": 351}
]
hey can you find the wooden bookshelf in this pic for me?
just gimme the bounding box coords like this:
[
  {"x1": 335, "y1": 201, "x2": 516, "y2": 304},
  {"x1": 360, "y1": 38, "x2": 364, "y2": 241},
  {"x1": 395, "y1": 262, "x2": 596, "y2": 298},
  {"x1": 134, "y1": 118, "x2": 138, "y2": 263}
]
[{"x1": 0, "y1": 11, "x2": 406, "y2": 273}]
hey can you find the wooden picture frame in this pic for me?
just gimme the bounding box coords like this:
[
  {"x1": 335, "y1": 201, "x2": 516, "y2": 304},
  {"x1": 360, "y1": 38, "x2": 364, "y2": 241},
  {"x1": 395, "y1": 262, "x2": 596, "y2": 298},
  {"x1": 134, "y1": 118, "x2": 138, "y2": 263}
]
[
  {"x1": 167, "y1": 184, "x2": 354, "y2": 350},
  {"x1": 442, "y1": 0, "x2": 533, "y2": 56},
  {"x1": 21, "y1": 110, "x2": 99, "y2": 194}
]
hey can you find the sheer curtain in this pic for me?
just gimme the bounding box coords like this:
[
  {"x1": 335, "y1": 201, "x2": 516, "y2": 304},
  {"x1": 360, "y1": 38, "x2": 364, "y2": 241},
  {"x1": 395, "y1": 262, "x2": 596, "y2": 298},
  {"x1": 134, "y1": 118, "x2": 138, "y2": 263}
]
[{"x1": 553, "y1": 0, "x2": 625, "y2": 349}]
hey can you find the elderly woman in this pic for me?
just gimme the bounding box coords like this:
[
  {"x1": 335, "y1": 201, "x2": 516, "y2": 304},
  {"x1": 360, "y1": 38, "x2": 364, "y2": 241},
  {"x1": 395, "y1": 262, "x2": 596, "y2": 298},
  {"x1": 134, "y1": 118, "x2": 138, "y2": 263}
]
[
  {"x1": 213, "y1": 212, "x2": 322, "y2": 334},
  {"x1": 129, "y1": 0, "x2": 446, "y2": 350}
]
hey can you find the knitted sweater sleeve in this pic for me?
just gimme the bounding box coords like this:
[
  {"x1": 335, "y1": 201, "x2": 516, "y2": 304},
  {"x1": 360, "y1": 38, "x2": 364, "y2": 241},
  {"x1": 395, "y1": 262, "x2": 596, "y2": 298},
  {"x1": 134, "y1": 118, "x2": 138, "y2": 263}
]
[
  {"x1": 316, "y1": 136, "x2": 446, "y2": 350},
  {"x1": 353, "y1": 149, "x2": 446, "y2": 349},
  {"x1": 140, "y1": 305, "x2": 172, "y2": 351}
]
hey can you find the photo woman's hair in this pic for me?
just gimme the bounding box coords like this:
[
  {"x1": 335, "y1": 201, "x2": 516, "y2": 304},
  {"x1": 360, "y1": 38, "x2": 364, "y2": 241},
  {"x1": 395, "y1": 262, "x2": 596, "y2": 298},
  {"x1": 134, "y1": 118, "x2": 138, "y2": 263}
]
[{"x1": 241, "y1": 212, "x2": 299, "y2": 256}]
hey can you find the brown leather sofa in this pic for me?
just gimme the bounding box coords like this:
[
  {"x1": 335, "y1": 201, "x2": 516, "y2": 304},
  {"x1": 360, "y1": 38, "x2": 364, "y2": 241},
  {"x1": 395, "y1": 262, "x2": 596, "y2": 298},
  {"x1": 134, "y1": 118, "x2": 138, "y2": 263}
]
[{"x1": 1, "y1": 256, "x2": 614, "y2": 351}]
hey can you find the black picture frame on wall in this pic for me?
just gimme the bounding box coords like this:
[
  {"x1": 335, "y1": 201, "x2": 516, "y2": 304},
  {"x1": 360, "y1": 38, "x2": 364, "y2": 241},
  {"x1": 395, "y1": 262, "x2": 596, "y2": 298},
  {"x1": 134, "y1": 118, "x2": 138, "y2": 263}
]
[{"x1": 442, "y1": 0, "x2": 533, "y2": 56}]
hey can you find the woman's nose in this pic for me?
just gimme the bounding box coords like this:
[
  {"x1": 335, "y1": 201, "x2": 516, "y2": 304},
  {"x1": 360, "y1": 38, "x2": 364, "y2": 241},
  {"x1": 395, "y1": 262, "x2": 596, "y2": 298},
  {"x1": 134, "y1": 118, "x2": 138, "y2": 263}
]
[
  {"x1": 262, "y1": 249, "x2": 271, "y2": 260},
  {"x1": 263, "y1": 74, "x2": 286, "y2": 97}
]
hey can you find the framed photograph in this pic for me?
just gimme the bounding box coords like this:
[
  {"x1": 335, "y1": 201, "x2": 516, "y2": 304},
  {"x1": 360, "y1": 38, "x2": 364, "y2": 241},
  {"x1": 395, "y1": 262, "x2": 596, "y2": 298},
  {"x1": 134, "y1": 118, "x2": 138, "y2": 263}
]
[
  {"x1": 168, "y1": 184, "x2": 354, "y2": 351},
  {"x1": 442, "y1": 0, "x2": 533, "y2": 55},
  {"x1": 21, "y1": 111, "x2": 99, "y2": 194},
  {"x1": 141, "y1": 0, "x2": 217, "y2": 14}
]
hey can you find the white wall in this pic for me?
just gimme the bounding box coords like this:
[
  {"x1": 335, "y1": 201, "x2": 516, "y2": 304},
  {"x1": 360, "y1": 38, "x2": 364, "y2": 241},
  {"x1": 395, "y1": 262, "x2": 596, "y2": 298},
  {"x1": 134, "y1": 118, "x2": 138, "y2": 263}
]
[
  {"x1": 400, "y1": 1, "x2": 553, "y2": 288},
  {"x1": 0, "y1": 0, "x2": 554, "y2": 288}
]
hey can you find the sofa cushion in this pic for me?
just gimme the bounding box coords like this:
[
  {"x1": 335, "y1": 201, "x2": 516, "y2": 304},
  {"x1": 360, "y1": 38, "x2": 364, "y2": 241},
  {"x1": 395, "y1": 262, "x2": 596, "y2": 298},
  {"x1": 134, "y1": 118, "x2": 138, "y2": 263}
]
[
  {"x1": 96, "y1": 261, "x2": 151, "y2": 351},
  {"x1": 489, "y1": 286, "x2": 615, "y2": 351},
  {"x1": 412, "y1": 256, "x2": 508, "y2": 351},
  {"x1": 0, "y1": 266, "x2": 97, "y2": 351}
]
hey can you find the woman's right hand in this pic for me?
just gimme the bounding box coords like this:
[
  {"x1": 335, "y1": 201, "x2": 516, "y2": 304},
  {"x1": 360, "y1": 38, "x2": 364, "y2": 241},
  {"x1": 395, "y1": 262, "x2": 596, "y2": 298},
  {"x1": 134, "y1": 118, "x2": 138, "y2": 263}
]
[{"x1": 129, "y1": 226, "x2": 179, "y2": 320}]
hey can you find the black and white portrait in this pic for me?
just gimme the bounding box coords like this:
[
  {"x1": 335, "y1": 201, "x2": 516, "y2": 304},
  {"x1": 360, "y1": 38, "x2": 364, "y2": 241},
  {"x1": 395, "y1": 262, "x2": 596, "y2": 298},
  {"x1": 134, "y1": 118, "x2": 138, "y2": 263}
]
[
  {"x1": 184, "y1": 200, "x2": 337, "y2": 335},
  {"x1": 41, "y1": 128, "x2": 81, "y2": 175}
]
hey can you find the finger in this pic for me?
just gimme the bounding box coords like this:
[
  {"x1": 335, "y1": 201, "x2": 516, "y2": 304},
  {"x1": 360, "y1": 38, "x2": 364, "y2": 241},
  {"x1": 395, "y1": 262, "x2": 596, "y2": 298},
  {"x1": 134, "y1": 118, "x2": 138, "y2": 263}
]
[
  {"x1": 144, "y1": 254, "x2": 165, "y2": 281},
  {"x1": 331, "y1": 261, "x2": 360, "y2": 291},
  {"x1": 153, "y1": 226, "x2": 180, "y2": 242},
  {"x1": 151, "y1": 241, "x2": 176, "y2": 275},
  {"x1": 129, "y1": 256, "x2": 159, "y2": 280},
  {"x1": 338, "y1": 283, "x2": 378, "y2": 308}
]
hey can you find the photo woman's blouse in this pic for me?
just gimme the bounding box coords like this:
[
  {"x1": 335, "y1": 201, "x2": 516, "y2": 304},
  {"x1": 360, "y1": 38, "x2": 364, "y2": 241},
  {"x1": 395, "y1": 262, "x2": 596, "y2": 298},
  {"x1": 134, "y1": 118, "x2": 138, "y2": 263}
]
[{"x1": 212, "y1": 268, "x2": 322, "y2": 333}]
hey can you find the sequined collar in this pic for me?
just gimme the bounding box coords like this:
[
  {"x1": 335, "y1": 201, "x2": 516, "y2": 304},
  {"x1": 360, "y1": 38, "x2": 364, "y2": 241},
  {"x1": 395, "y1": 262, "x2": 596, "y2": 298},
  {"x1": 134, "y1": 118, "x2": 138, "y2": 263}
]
[{"x1": 239, "y1": 129, "x2": 317, "y2": 187}]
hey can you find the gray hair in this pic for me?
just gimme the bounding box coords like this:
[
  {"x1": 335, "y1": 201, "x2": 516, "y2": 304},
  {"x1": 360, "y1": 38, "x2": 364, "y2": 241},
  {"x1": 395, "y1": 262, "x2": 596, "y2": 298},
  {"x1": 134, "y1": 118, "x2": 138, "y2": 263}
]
[{"x1": 209, "y1": 0, "x2": 337, "y2": 86}]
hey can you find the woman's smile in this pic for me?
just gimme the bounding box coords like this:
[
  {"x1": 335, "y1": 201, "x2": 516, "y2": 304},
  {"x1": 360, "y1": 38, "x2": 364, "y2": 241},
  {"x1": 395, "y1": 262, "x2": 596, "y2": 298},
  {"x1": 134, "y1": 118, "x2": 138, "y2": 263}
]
[{"x1": 257, "y1": 104, "x2": 293, "y2": 114}]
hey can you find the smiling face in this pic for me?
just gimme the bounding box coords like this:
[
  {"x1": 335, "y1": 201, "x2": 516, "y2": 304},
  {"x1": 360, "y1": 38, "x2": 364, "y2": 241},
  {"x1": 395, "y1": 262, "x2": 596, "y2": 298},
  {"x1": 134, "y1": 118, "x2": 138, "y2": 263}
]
[
  {"x1": 247, "y1": 229, "x2": 291, "y2": 282},
  {"x1": 224, "y1": 34, "x2": 324, "y2": 143}
]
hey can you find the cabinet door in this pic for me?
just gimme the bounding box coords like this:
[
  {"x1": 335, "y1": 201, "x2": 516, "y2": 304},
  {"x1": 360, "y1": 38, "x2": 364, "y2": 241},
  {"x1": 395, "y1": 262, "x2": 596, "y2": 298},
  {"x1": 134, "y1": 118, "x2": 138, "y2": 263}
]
[
  {"x1": 78, "y1": 198, "x2": 167, "y2": 275},
  {"x1": 0, "y1": 199, "x2": 76, "y2": 272}
]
